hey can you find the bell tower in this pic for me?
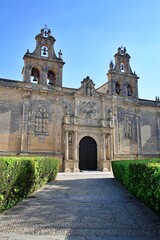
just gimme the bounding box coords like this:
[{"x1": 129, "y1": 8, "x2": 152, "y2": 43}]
[
  {"x1": 22, "y1": 26, "x2": 65, "y2": 87},
  {"x1": 107, "y1": 47, "x2": 139, "y2": 98}
]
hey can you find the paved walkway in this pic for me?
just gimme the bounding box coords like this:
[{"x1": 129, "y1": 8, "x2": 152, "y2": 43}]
[{"x1": 0, "y1": 172, "x2": 160, "y2": 240}]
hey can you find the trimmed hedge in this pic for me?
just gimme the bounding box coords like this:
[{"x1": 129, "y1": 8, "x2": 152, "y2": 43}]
[
  {"x1": 0, "y1": 156, "x2": 59, "y2": 212},
  {"x1": 112, "y1": 159, "x2": 160, "y2": 214}
]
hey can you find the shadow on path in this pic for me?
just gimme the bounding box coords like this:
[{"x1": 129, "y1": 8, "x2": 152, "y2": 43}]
[{"x1": 0, "y1": 172, "x2": 159, "y2": 239}]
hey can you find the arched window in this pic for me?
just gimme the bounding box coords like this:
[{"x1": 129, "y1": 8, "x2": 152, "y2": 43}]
[
  {"x1": 31, "y1": 67, "x2": 40, "y2": 83},
  {"x1": 47, "y1": 70, "x2": 56, "y2": 85},
  {"x1": 115, "y1": 82, "x2": 121, "y2": 95},
  {"x1": 41, "y1": 46, "x2": 48, "y2": 57},
  {"x1": 35, "y1": 108, "x2": 49, "y2": 135}
]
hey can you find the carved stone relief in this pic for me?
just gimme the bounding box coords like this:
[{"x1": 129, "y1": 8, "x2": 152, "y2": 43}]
[
  {"x1": 65, "y1": 103, "x2": 71, "y2": 115},
  {"x1": 123, "y1": 115, "x2": 132, "y2": 139},
  {"x1": 23, "y1": 91, "x2": 31, "y2": 99},
  {"x1": 35, "y1": 107, "x2": 49, "y2": 135},
  {"x1": 79, "y1": 101, "x2": 98, "y2": 119},
  {"x1": 63, "y1": 101, "x2": 72, "y2": 115},
  {"x1": 118, "y1": 108, "x2": 137, "y2": 144}
]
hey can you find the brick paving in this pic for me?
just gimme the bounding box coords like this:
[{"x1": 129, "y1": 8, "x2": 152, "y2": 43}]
[{"x1": 0, "y1": 172, "x2": 159, "y2": 240}]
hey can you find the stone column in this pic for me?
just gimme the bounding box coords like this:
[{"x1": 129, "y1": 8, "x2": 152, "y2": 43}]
[
  {"x1": 105, "y1": 134, "x2": 113, "y2": 171},
  {"x1": 57, "y1": 65, "x2": 63, "y2": 87},
  {"x1": 103, "y1": 134, "x2": 106, "y2": 160},
  {"x1": 74, "y1": 131, "x2": 78, "y2": 160},
  {"x1": 20, "y1": 91, "x2": 31, "y2": 154},
  {"x1": 73, "y1": 131, "x2": 79, "y2": 172},
  {"x1": 39, "y1": 66, "x2": 47, "y2": 85},
  {"x1": 136, "y1": 109, "x2": 142, "y2": 155},
  {"x1": 64, "y1": 131, "x2": 72, "y2": 172},
  {"x1": 23, "y1": 65, "x2": 31, "y2": 83},
  {"x1": 100, "y1": 97, "x2": 105, "y2": 126},
  {"x1": 101, "y1": 133, "x2": 111, "y2": 171},
  {"x1": 110, "y1": 78, "x2": 116, "y2": 94},
  {"x1": 134, "y1": 79, "x2": 138, "y2": 98},
  {"x1": 109, "y1": 133, "x2": 113, "y2": 160},
  {"x1": 65, "y1": 131, "x2": 69, "y2": 160},
  {"x1": 74, "y1": 98, "x2": 79, "y2": 124}
]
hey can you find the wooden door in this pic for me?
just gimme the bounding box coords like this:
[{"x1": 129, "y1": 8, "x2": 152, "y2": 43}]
[{"x1": 79, "y1": 137, "x2": 97, "y2": 170}]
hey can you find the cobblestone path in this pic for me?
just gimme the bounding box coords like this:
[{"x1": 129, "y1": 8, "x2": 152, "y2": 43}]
[{"x1": 0, "y1": 172, "x2": 159, "y2": 240}]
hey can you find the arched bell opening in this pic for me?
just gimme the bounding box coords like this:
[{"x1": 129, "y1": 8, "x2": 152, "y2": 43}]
[
  {"x1": 120, "y1": 62, "x2": 125, "y2": 73},
  {"x1": 115, "y1": 81, "x2": 121, "y2": 95},
  {"x1": 41, "y1": 46, "x2": 48, "y2": 57},
  {"x1": 127, "y1": 84, "x2": 133, "y2": 96},
  {"x1": 47, "y1": 70, "x2": 56, "y2": 86},
  {"x1": 31, "y1": 67, "x2": 40, "y2": 84}
]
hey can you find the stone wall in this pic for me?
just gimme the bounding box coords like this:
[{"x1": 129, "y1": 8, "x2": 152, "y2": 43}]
[
  {"x1": 0, "y1": 87, "x2": 22, "y2": 154},
  {"x1": 0, "y1": 78, "x2": 160, "y2": 172},
  {"x1": 140, "y1": 108, "x2": 159, "y2": 155}
]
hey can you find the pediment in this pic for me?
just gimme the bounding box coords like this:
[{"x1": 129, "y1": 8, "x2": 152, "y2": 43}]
[{"x1": 74, "y1": 76, "x2": 100, "y2": 97}]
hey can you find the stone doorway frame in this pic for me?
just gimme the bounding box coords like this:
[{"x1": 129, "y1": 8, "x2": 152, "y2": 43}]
[
  {"x1": 77, "y1": 133, "x2": 100, "y2": 171},
  {"x1": 79, "y1": 136, "x2": 97, "y2": 171},
  {"x1": 63, "y1": 127, "x2": 113, "y2": 172}
]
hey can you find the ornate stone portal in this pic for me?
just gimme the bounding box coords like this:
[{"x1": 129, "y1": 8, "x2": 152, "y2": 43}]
[
  {"x1": 0, "y1": 29, "x2": 160, "y2": 172},
  {"x1": 63, "y1": 76, "x2": 113, "y2": 172}
]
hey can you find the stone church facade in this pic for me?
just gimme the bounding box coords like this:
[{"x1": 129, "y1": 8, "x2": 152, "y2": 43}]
[{"x1": 0, "y1": 27, "x2": 160, "y2": 172}]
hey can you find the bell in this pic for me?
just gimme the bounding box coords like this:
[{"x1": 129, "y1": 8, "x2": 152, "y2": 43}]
[
  {"x1": 33, "y1": 77, "x2": 37, "y2": 82},
  {"x1": 48, "y1": 79, "x2": 53, "y2": 85},
  {"x1": 43, "y1": 47, "x2": 47, "y2": 55},
  {"x1": 121, "y1": 64, "x2": 124, "y2": 71}
]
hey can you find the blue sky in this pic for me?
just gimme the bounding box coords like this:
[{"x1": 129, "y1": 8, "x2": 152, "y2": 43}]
[{"x1": 0, "y1": 0, "x2": 160, "y2": 100}]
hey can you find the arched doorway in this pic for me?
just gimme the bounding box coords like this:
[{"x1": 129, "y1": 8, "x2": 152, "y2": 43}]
[{"x1": 79, "y1": 136, "x2": 97, "y2": 170}]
